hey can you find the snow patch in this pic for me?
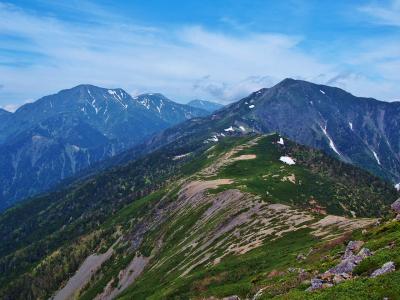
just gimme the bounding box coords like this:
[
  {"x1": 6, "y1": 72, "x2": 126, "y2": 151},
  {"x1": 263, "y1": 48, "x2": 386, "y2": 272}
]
[
  {"x1": 209, "y1": 135, "x2": 219, "y2": 142},
  {"x1": 277, "y1": 137, "x2": 284, "y2": 145},
  {"x1": 239, "y1": 126, "x2": 246, "y2": 132},
  {"x1": 71, "y1": 145, "x2": 80, "y2": 152},
  {"x1": 249, "y1": 105, "x2": 255, "y2": 109},
  {"x1": 224, "y1": 126, "x2": 234, "y2": 132},
  {"x1": 156, "y1": 100, "x2": 164, "y2": 113},
  {"x1": 349, "y1": 122, "x2": 353, "y2": 131},
  {"x1": 173, "y1": 153, "x2": 191, "y2": 160},
  {"x1": 108, "y1": 90, "x2": 127, "y2": 109},
  {"x1": 320, "y1": 124, "x2": 341, "y2": 157},
  {"x1": 320, "y1": 90, "x2": 326, "y2": 95},
  {"x1": 139, "y1": 98, "x2": 150, "y2": 109},
  {"x1": 372, "y1": 150, "x2": 381, "y2": 165},
  {"x1": 91, "y1": 99, "x2": 99, "y2": 114},
  {"x1": 395, "y1": 183, "x2": 400, "y2": 191},
  {"x1": 280, "y1": 156, "x2": 296, "y2": 165}
]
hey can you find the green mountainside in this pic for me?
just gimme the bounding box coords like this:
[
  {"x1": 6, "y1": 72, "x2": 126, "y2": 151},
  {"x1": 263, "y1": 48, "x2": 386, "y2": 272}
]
[{"x1": 0, "y1": 133, "x2": 398, "y2": 299}]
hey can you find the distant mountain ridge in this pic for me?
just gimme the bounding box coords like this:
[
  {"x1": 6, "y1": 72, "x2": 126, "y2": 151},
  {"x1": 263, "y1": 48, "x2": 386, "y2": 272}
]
[
  {"x1": 131, "y1": 78, "x2": 400, "y2": 185},
  {"x1": 0, "y1": 85, "x2": 209, "y2": 209},
  {"x1": 187, "y1": 99, "x2": 224, "y2": 112}
]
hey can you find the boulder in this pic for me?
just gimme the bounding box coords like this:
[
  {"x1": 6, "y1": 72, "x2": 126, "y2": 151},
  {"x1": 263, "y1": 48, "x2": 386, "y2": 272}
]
[
  {"x1": 223, "y1": 296, "x2": 240, "y2": 300},
  {"x1": 307, "y1": 278, "x2": 323, "y2": 291},
  {"x1": 370, "y1": 262, "x2": 395, "y2": 278},
  {"x1": 306, "y1": 278, "x2": 333, "y2": 291},
  {"x1": 329, "y1": 254, "x2": 362, "y2": 274},
  {"x1": 343, "y1": 241, "x2": 364, "y2": 259},
  {"x1": 391, "y1": 199, "x2": 400, "y2": 213},
  {"x1": 357, "y1": 248, "x2": 372, "y2": 259}
]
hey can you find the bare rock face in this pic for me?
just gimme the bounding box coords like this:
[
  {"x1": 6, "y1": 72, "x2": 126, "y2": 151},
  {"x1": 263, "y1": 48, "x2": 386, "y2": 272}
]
[
  {"x1": 391, "y1": 199, "x2": 400, "y2": 214},
  {"x1": 370, "y1": 262, "x2": 395, "y2": 278}
]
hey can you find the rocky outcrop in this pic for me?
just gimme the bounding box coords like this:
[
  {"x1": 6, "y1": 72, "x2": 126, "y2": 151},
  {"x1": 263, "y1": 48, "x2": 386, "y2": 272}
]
[
  {"x1": 370, "y1": 262, "x2": 395, "y2": 278},
  {"x1": 308, "y1": 241, "x2": 372, "y2": 291},
  {"x1": 391, "y1": 199, "x2": 400, "y2": 220},
  {"x1": 342, "y1": 240, "x2": 364, "y2": 259},
  {"x1": 391, "y1": 199, "x2": 400, "y2": 213}
]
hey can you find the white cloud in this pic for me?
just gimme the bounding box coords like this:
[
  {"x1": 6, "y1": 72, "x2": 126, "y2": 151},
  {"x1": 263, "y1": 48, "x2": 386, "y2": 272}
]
[
  {"x1": 0, "y1": 3, "x2": 331, "y2": 104},
  {"x1": 0, "y1": 1, "x2": 399, "y2": 106},
  {"x1": 1, "y1": 103, "x2": 20, "y2": 112},
  {"x1": 360, "y1": 0, "x2": 400, "y2": 27}
]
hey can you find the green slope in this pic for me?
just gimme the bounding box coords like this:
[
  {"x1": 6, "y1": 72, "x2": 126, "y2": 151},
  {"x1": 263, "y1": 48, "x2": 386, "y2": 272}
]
[{"x1": 0, "y1": 134, "x2": 398, "y2": 300}]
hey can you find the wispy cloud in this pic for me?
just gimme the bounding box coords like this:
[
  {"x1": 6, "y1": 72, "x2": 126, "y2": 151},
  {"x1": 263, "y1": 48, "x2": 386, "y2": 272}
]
[
  {"x1": 360, "y1": 0, "x2": 400, "y2": 27},
  {"x1": 0, "y1": 1, "x2": 400, "y2": 110}
]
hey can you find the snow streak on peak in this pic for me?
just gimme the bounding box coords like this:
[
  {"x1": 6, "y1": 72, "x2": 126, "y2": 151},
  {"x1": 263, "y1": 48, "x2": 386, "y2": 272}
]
[
  {"x1": 320, "y1": 124, "x2": 341, "y2": 157},
  {"x1": 372, "y1": 150, "x2": 381, "y2": 166}
]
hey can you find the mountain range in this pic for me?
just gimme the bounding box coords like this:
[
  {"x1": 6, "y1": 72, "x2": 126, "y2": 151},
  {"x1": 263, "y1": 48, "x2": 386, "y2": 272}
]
[
  {"x1": 0, "y1": 85, "x2": 217, "y2": 210},
  {"x1": 2, "y1": 79, "x2": 400, "y2": 210},
  {"x1": 137, "y1": 78, "x2": 400, "y2": 186},
  {"x1": 0, "y1": 78, "x2": 400, "y2": 299}
]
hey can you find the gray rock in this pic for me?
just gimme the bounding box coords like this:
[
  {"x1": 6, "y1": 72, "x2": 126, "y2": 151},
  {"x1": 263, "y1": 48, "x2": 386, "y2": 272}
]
[
  {"x1": 307, "y1": 278, "x2": 324, "y2": 291},
  {"x1": 343, "y1": 241, "x2": 364, "y2": 259},
  {"x1": 329, "y1": 254, "x2": 363, "y2": 274},
  {"x1": 370, "y1": 262, "x2": 395, "y2": 278},
  {"x1": 223, "y1": 296, "x2": 240, "y2": 300},
  {"x1": 391, "y1": 199, "x2": 400, "y2": 213},
  {"x1": 306, "y1": 278, "x2": 333, "y2": 291},
  {"x1": 357, "y1": 248, "x2": 372, "y2": 259}
]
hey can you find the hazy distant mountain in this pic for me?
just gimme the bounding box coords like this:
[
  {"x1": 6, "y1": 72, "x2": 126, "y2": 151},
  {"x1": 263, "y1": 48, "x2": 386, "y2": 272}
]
[
  {"x1": 187, "y1": 99, "x2": 224, "y2": 112},
  {"x1": 0, "y1": 85, "x2": 208, "y2": 209},
  {"x1": 0, "y1": 108, "x2": 11, "y2": 122}
]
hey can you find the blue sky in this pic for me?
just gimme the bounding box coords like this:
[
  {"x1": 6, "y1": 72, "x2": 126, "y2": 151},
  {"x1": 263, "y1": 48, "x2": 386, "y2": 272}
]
[{"x1": 0, "y1": 0, "x2": 399, "y2": 110}]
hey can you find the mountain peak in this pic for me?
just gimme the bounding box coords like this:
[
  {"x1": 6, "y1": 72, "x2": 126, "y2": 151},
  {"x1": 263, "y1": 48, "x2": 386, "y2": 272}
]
[{"x1": 187, "y1": 99, "x2": 224, "y2": 112}]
